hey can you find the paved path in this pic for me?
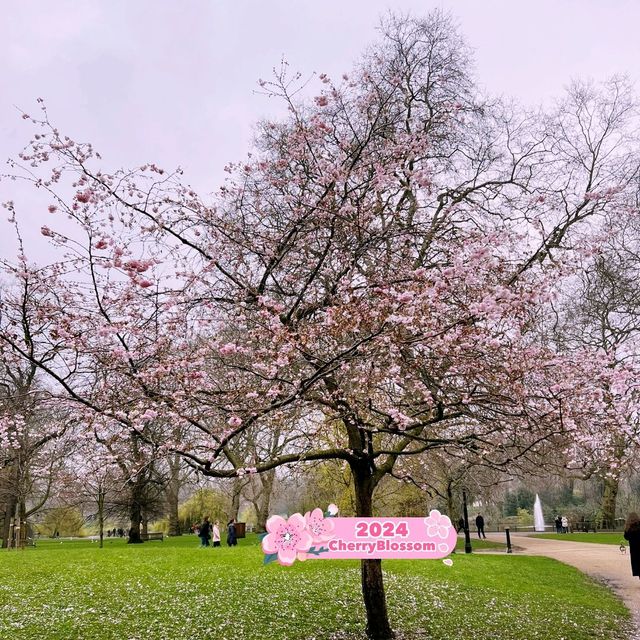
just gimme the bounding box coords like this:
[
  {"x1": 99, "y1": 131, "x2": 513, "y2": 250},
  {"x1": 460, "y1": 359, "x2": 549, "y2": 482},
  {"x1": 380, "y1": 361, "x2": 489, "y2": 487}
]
[{"x1": 485, "y1": 533, "x2": 639, "y2": 637}]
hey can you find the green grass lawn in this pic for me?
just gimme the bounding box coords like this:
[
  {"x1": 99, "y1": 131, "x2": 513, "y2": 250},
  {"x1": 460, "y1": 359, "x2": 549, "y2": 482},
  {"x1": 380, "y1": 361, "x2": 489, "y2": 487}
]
[
  {"x1": 0, "y1": 534, "x2": 630, "y2": 640},
  {"x1": 532, "y1": 532, "x2": 627, "y2": 546},
  {"x1": 454, "y1": 537, "x2": 505, "y2": 551}
]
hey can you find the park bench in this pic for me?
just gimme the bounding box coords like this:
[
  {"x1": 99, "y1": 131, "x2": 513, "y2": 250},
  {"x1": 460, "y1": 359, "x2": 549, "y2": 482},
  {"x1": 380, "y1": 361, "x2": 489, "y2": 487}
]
[{"x1": 140, "y1": 532, "x2": 164, "y2": 542}]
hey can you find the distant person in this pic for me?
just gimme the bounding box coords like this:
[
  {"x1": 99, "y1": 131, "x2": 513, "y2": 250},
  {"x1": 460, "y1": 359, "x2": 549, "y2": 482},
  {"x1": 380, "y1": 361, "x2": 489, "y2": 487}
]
[
  {"x1": 227, "y1": 518, "x2": 237, "y2": 547},
  {"x1": 554, "y1": 516, "x2": 562, "y2": 534},
  {"x1": 457, "y1": 517, "x2": 465, "y2": 533},
  {"x1": 624, "y1": 512, "x2": 640, "y2": 579},
  {"x1": 475, "y1": 514, "x2": 486, "y2": 539},
  {"x1": 199, "y1": 517, "x2": 211, "y2": 547},
  {"x1": 212, "y1": 521, "x2": 221, "y2": 548},
  {"x1": 561, "y1": 515, "x2": 569, "y2": 534}
]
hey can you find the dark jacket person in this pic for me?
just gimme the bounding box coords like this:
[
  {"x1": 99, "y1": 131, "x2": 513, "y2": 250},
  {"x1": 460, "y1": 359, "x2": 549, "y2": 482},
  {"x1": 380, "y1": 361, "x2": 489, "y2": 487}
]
[
  {"x1": 199, "y1": 517, "x2": 211, "y2": 547},
  {"x1": 624, "y1": 512, "x2": 640, "y2": 578},
  {"x1": 227, "y1": 519, "x2": 237, "y2": 547}
]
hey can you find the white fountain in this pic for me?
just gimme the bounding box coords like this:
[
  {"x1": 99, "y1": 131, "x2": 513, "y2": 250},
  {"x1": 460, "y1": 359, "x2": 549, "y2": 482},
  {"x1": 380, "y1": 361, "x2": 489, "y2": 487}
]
[{"x1": 533, "y1": 494, "x2": 545, "y2": 532}]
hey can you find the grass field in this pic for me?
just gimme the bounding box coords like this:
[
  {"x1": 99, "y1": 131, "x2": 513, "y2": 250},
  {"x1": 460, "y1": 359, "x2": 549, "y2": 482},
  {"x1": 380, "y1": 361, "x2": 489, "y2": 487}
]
[
  {"x1": 0, "y1": 534, "x2": 630, "y2": 640},
  {"x1": 532, "y1": 532, "x2": 627, "y2": 546},
  {"x1": 454, "y1": 537, "x2": 505, "y2": 551}
]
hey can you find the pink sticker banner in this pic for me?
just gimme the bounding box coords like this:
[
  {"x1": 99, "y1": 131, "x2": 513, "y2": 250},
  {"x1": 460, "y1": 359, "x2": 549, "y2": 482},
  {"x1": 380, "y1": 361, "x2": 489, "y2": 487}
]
[{"x1": 261, "y1": 507, "x2": 455, "y2": 566}]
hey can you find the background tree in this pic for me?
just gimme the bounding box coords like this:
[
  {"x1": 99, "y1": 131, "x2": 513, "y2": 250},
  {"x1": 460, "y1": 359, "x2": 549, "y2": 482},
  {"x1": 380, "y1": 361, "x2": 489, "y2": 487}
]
[
  {"x1": 0, "y1": 266, "x2": 69, "y2": 547},
  {"x1": 555, "y1": 213, "x2": 640, "y2": 525}
]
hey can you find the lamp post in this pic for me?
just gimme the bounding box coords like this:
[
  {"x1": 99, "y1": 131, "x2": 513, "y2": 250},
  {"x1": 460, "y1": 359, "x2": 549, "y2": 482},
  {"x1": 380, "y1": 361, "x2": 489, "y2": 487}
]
[
  {"x1": 505, "y1": 527, "x2": 513, "y2": 553},
  {"x1": 462, "y1": 489, "x2": 472, "y2": 554}
]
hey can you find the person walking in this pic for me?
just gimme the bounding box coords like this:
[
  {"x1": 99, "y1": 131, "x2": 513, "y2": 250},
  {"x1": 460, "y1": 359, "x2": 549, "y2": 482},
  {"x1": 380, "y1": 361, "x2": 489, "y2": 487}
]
[
  {"x1": 212, "y1": 521, "x2": 221, "y2": 548},
  {"x1": 561, "y1": 515, "x2": 569, "y2": 534},
  {"x1": 554, "y1": 515, "x2": 562, "y2": 534},
  {"x1": 475, "y1": 513, "x2": 486, "y2": 539},
  {"x1": 457, "y1": 517, "x2": 465, "y2": 533},
  {"x1": 623, "y1": 512, "x2": 640, "y2": 579},
  {"x1": 227, "y1": 518, "x2": 237, "y2": 547},
  {"x1": 199, "y1": 517, "x2": 211, "y2": 547}
]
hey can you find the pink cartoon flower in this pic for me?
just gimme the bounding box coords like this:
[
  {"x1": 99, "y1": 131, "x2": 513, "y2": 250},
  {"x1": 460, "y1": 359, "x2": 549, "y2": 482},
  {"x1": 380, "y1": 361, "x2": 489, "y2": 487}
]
[
  {"x1": 424, "y1": 510, "x2": 452, "y2": 540},
  {"x1": 304, "y1": 507, "x2": 336, "y2": 544},
  {"x1": 262, "y1": 514, "x2": 313, "y2": 566}
]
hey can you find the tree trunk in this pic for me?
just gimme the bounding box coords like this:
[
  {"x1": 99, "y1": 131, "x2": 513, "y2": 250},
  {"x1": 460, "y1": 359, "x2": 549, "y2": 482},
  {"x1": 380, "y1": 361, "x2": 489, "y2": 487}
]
[
  {"x1": 166, "y1": 455, "x2": 182, "y2": 536},
  {"x1": 446, "y1": 480, "x2": 456, "y2": 522},
  {"x1": 352, "y1": 464, "x2": 395, "y2": 640},
  {"x1": 1, "y1": 465, "x2": 20, "y2": 549},
  {"x1": 256, "y1": 470, "x2": 276, "y2": 532},
  {"x1": 600, "y1": 476, "x2": 619, "y2": 529},
  {"x1": 128, "y1": 484, "x2": 143, "y2": 544},
  {"x1": 12, "y1": 501, "x2": 26, "y2": 550},
  {"x1": 1, "y1": 493, "x2": 17, "y2": 549},
  {"x1": 98, "y1": 487, "x2": 105, "y2": 549},
  {"x1": 230, "y1": 477, "x2": 243, "y2": 521}
]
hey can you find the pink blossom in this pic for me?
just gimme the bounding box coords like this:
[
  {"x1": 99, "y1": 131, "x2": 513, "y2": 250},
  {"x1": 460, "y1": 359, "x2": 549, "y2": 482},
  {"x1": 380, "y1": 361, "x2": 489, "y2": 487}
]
[
  {"x1": 124, "y1": 259, "x2": 150, "y2": 273},
  {"x1": 314, "y1": 96, "x2": 329, "y2": 107},
  {"x1": 304, "y1": 507, "x2": 335, "y2": 543},
  {"x1": 219, "y1": 343, "x2": 238, "y2": 356},
  {"x1": 228, "y1": 416, "x2": 242, "y2": 428},
  {"x1": 388, "y1": 408, "x2": 413, "y2": 430},
  {"x1": 262, "y1": 514, "x2": 313, "y2": 566},
  {"x1": 40, "y1": 226, "x2": 53, "y2": 237},
  {"x1": 396, "y1": 291, "x2": 414, "y2": 303},
  {"x1": 424, "y1": 510, "x2": 452, "y2": 540},
  {"x1": 47, "y1": 205, "x2": 57, "y2": 213},
  {"x1": 138, "y1": 279, "x2": 153, "y2": 288}
]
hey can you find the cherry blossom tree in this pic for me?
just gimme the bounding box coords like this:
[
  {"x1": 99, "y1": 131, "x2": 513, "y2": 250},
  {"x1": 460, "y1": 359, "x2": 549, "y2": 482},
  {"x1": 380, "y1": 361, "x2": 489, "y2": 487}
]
[
  {"x1": 2, "y1": 11, "x2": 640, "y2": 638},
  {"x1": 0, "y1": 262, "x2": 71, "y2": 548},
  {"x1": 553, "y1": 213, "x2": 640, "y2": 526}
]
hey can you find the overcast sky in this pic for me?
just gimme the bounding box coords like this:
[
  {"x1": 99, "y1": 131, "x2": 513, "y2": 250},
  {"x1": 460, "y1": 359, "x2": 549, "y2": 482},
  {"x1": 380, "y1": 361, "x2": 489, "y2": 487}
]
[{"x1": 2, "y1": 0, "x2": 639, "y2": 258}]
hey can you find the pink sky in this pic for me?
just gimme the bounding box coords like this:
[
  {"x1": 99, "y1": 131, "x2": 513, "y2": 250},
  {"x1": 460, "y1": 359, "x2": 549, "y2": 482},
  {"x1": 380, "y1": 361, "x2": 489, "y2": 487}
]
[{"x1": 2, "y1": 0, "x2": 639, "y2": 259}]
